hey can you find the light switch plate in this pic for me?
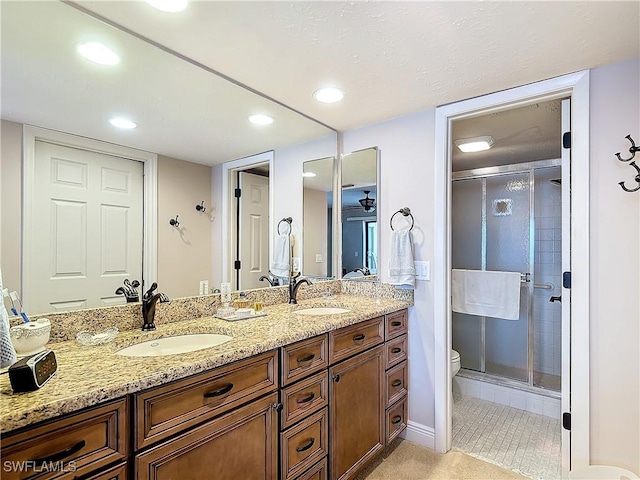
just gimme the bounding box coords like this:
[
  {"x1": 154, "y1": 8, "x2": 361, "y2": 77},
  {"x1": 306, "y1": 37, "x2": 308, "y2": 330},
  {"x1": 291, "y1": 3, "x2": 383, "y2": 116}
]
[
  {"x1": 414, "y1": 261, "x2": 430, "y2": 281},
  {"x1": 315, "y1": 254, "x2": 323, "y2": 263}
]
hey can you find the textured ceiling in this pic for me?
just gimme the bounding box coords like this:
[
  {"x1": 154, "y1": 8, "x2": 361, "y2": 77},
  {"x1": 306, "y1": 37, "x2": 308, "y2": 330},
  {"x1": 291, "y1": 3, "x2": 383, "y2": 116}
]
[{"x1": 76, "y1": 1, "x2": 639, "y2": 131}]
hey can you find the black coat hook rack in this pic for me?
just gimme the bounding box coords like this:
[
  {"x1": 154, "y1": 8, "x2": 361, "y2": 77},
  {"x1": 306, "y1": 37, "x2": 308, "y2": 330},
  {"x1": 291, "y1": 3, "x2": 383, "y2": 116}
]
[
  {"x1": 169, "y1": 215, "x2": 180, "y2": 227},
  {"x1": 195, "y1": 201, "x2": 206, "y2": 212},
  {"x1": 615, "y1": 135, "x2": 640, "y2": 193}
]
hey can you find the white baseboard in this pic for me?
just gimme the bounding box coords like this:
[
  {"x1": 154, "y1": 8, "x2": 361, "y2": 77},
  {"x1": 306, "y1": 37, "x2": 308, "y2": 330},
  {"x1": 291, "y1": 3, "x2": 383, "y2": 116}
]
[
  {"x1": 402, "y1": 421, "x2": 435, "y2": 450},
  {"x1": 453, "y1": 375, "x2": 561, "y2": 419}
]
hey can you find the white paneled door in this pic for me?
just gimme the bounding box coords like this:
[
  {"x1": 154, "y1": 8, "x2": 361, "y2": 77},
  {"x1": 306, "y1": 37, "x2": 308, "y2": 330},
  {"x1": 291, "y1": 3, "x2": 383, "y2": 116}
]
[
  {"x1": 238, "y1": 171, "x2": 269, "y2": 290},
  {"x1": 25, "y1": 141, "x2": 143, "y2": 313}
]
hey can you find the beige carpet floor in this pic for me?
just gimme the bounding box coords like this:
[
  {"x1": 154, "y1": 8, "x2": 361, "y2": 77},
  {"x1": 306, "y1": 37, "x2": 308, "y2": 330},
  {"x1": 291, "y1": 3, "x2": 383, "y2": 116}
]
[{"x1": 356, "y1": 439, "x2": 529, "y2": 480}]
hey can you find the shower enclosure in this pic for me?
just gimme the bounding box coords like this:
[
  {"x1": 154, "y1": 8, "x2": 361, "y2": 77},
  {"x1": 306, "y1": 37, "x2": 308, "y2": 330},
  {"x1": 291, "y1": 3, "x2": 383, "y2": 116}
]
[{"x1": 452, "y1": 161, "x2": 562, "y2": 392}]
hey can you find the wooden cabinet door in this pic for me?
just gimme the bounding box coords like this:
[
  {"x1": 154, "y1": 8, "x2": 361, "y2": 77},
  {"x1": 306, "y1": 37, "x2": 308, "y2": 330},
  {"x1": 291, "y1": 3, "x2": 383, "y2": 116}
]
[
  {"x1": 135, "y1": 393, "x2": 278, "y2": 480},
  {"x1": 328, "y1": 345, "x2": 384, "y2": 480}
]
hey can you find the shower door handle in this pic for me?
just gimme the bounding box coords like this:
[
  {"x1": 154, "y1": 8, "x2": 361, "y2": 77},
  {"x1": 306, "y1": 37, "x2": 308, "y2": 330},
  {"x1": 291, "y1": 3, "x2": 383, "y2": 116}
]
[{"x1": 550, "y1": 295, "x2": 562, "y2": 303}]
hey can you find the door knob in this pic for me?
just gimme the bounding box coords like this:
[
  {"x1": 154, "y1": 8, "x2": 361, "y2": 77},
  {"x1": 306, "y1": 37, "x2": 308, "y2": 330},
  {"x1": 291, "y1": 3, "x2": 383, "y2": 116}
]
[{"x1": 550, "y1": 296, "x2": 562, "y2": 303}]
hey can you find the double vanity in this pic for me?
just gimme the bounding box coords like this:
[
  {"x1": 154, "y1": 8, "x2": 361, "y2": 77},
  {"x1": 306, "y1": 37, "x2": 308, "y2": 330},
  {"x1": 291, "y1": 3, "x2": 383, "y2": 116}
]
[{"x1": 0, "y1": 282, "x2": 411, "y2": 480}]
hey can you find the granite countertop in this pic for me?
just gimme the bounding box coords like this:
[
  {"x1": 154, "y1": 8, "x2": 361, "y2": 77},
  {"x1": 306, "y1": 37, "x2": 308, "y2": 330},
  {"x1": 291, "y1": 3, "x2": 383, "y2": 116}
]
[{"x1": 0, "y1": 294, "x2": 410, "y2": 434}]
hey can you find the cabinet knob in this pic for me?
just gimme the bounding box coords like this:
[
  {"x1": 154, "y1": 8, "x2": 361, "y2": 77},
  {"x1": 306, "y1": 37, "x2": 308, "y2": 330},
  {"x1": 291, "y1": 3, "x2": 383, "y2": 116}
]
[
  {"x1": 272, "y1": 402, "x2": 284, "y2": 411},
  {"x1": 332, "y1": 374, "x2": 341, "y2": 383}
]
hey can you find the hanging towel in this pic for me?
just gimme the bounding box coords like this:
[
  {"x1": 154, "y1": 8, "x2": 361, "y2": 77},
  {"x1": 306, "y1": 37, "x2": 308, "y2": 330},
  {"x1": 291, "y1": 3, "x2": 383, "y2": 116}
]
[
  {"x1": 451, "y1": 269, "x2": 521, "y2": 320},
  {"x1": 0, "y1": 266, "x2": 17, "y2": 368},
  {"x1": 271, "y1": 233, "x2": 291, "y2": 279},
  {"x1": 389, "y1": 228, "x2": 416, "y2": 289}
]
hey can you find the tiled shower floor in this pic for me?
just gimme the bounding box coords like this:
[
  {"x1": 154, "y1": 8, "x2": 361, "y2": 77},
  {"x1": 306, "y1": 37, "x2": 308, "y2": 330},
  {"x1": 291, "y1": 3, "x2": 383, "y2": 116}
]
[{"x1": 452, "y1": 393, "x2": 562, "y2": 480}]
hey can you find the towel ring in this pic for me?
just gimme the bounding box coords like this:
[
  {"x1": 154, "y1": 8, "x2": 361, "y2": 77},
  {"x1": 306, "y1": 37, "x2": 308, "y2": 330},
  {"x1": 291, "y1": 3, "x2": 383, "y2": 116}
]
[
  {"x1": 390, "y1": 207, "x2": 414, "y2": 231},
  {"x1": 277, "y1": 217, "x2": 293, "y2": 235}
]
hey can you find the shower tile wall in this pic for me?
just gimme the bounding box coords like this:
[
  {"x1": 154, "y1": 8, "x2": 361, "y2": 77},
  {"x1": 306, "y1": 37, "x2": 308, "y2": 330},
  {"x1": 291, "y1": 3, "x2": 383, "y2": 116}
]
[{"x1": 533, "y1": 167, "x2": 562, "y2": 378}]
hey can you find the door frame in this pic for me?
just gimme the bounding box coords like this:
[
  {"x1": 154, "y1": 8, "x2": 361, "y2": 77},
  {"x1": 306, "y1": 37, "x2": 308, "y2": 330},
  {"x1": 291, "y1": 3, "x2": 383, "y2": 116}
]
[
  {"x1": 221, "y1": 151, "x2": 274, "y2": 285},
  {"x1": 433, "y1": 71, "x2": 590, "y2": 477},
  {"x1": 22, "y1": 125, "x2": 158, "y2": 307}
]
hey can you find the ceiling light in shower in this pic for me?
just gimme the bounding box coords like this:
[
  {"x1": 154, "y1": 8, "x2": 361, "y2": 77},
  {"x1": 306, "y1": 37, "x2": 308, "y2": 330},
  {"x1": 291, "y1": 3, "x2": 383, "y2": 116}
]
[
  {"x1": 248, "y1": 114, "x2": 274, "y2": 125},
  {"x1": 76, "y1": 42, "x2": 120, "y2": 66},
  {"x1": 455, "y1": 135, "x2": 494, "y2": 153},
  {"x1": 109, "y1": 117, "x2": 137, "y2": 129},
  {"x1": 313, "y1": 86, "x2": 345, "y2": 103},
  {"x1": 146, "y1": 0, "x2": 188, "y2": 12}
]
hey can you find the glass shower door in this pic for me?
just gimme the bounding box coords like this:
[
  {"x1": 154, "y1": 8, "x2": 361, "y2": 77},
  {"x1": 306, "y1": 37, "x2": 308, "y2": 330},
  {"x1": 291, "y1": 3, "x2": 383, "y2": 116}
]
[
  {"x1": 485, "y1": 173, "x2": 531, "y2": 382},
  {"x1": 451, "y1": 172, "x2": 532, "y2": 382}
]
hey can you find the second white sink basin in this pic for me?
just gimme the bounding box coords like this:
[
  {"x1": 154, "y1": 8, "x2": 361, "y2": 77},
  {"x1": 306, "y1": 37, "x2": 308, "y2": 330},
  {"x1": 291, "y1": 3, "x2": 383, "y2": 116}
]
[
  {"x1": 295, "y1": 307, "x2": 351, "y2": 316},
  {"x1": 116, "y1": 333, "x2": 232, "y2": 357}
]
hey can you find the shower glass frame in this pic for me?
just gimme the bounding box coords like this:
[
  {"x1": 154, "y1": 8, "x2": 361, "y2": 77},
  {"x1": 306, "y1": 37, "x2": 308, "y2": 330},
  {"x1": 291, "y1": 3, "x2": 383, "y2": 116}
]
[{"x1": 452, "y1": 158, "x2": 561, "y2": 389}]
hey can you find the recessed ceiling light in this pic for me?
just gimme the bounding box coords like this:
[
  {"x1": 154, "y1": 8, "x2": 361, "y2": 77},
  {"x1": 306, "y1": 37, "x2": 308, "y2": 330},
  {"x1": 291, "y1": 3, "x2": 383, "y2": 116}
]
[
  {"x1": 302, "y1": 172, "x2": 317, "y2": 178},
  {"x1": 109, "y1": 118, "x2": 137, "y2": 129},
  {"x1": 248, "y1": 114, "x2": 274, "y2": 125},
  {"x1": 313, "y1": 86, "x2": 344, "y2": 104},
  {"x1": 76, "y1": 42, "x2": 120, "y2": 66},
  {"x1": 145, "y1": 0, "x2": 188, "y2": 12},
  {"x1": 455, "y1": 136, "x2": 494, "y2": 153}
]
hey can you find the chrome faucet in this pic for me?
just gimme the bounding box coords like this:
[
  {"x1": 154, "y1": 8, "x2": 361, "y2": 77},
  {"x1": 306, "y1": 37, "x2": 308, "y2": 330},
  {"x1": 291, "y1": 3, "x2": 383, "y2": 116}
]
[
  {"x1": 288, "y1": 273, "x2": 311, "y2": 304},
  {"x1": 142, "y1": 282, "x2": 170, "y2": 331}
]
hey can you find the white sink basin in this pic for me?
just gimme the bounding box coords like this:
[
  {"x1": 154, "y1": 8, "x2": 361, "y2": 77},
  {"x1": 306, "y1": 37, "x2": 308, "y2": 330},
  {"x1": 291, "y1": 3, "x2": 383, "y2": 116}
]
[
  {"x1": 295, "y1": 307, "x2": 351, "y2": 316},
  {"x1": 116, "y1": 333, "x2": 232, "y2": 357}
]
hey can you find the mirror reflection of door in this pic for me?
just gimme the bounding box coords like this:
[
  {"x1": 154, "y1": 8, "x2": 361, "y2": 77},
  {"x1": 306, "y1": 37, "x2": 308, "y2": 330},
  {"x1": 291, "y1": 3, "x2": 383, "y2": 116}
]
[
  {"x1": 302, "y1": 157, "x2": 334, "y2": 278},
  {"x1": 341, "y1": 147, "x2": 378, "y2": 278},
  {"x1": 235, "y1": 168, "x2": 270, "y2": 290},
  {"x1": 25, "y1": 141, "x2": 143, "y2": 313}
]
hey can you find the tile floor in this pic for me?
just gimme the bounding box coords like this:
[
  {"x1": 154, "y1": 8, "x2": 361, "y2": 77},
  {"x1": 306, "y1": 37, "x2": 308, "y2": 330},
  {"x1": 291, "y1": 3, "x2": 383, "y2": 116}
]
[{"x1": 452, "y1": 393, "x2": 562, "y2": 480}]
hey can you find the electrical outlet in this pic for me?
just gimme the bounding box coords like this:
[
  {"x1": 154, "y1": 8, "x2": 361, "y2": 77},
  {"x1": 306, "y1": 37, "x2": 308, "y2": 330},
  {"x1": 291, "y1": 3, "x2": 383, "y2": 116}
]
[
  {"x1": 414, "y1": 261, "x2": 430, "y2": 281},
  {"x1": 315, "y1": 254, "x2": 322, "y2": 263},
  {"x1": 199, "y1": 280, "x2": 209, "y2": 295}
]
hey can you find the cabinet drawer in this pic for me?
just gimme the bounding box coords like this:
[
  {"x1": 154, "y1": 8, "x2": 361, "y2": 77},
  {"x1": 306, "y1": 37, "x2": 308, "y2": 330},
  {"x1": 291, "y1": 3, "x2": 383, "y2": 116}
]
[
  {"x1": 135, "y1": 393, "x2": 278, "y2": 480},
  {"x1": 134, "y1": 350, "x2": 277, "y2": 450},
  {"x1": 84, "y1": 461, "x2": 128, "y2": 480},
  {"x1": 280, "y1": 408, "x2": 328, "y2": 480},
  {"x1": 385, "y1": 361, "x2": 408, "y2": 408},
  {"x1": 1, "y1": 398, "x2": 128, "y2": 480},
  {"x1": 281, "y1": 335, "x2": 328, "y2": 386},
  {"x1": 385, "y1": 309, "x2": 408, "y2": 340},
  {"x1": 385, "y1": 397, "x2": 407, "y2": 445},
  {"x1": 385, "y1": 334, "x2": 408, "y2": 370},
  {"x1": 295, "y1": 458, "x2": 327, "y2": 480},
  {"x1": 329, "y1": 316, "x2": 384, "y2": 364},
  {"x1": 281, "y1": 371, "x2": 328, "y2": 430}
]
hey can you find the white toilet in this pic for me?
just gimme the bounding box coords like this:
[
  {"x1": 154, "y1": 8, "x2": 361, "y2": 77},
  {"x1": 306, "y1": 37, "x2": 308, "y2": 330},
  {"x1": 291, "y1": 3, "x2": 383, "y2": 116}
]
[{"x1": 451, "y1": 349, "x2": 461, "y2": 377}]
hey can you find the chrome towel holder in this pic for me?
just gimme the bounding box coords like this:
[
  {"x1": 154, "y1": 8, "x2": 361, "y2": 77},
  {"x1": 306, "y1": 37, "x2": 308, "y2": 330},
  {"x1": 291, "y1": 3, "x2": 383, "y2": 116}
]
[
  {"x1": 277, "y1": 217, "x2": 293, "y2": 235},
  {"x1": 390, "y1": 207, "x2": 414, "y2": 231}
]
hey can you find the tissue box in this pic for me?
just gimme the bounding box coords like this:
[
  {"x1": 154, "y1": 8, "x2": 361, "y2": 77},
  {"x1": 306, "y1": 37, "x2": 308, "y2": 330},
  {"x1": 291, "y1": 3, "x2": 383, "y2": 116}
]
[{"x1": 10, "y1": 318, "x2": 51, "y2": 358}]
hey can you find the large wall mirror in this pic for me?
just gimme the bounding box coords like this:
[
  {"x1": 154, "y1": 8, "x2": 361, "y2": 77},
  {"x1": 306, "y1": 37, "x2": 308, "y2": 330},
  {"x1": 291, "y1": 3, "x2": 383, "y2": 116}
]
[
  {"x1": 341, "y1": 147, "x2": 379, "y2": 279},
  {"x1": 0, "y1": 1, "x2": 336, "y2": 314}
]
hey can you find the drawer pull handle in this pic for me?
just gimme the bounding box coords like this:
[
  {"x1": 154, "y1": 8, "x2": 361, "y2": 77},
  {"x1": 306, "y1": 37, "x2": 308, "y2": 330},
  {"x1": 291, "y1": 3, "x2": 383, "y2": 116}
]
[
  {"x1": 391, "y1": 321, "x2": 402, "y2": 327},
  {"x1": 391, "y1": 415, "x2": 403, "y2": 425},
  {"x1": 352, "y1": 333, "x2": 365, "y2": 344},
  {"x1": 392, "y1": 379, "x2": 402, "y2": 387},
  {"x1": 204, "y1": 383, "x2": 234, "y2": 398},
  {"x1": 296, "y1": 353, "x2": 315, "y2": 365},
  {"x1": 31, "y1": 440, "x2": 86, "y2": 467},
  {"x1": 391, "y1": 347, "x2": 402, "y2": 354},
  {"x1": 296, "y1": 438, "x2": 316, "y2": 453},
  {"x1": 296, "y1": 393, "x2": 316, "y2": 405}
]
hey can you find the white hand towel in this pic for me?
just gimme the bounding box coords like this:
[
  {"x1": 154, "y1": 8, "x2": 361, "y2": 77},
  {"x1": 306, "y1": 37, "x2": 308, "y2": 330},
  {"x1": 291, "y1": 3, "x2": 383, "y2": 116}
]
[
  {"x1": 0, "y1": 266, "x2": 17, "y2": 368},
  {"x1": 271, "y1": 233, "x2": 291, "y2": 279},
  {"x1": 389, "y1": 228, "x2": 416, "y2": 289},
  {"x1": 451, "y1": 269, "x2": 521, "y2": 320}
]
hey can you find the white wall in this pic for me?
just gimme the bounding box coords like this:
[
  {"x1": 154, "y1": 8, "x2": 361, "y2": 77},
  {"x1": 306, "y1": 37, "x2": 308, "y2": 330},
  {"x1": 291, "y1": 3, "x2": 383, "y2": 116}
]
[
  {"x1": 343, "y1": 110, "x2": 437, "y2": 431},
  {"x1": 340, "y1": 57, "x2": 640, "y2": 474},
  {"x1": 589, "y1": 57, "x2": 639, "y2": 474}
]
